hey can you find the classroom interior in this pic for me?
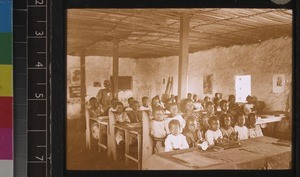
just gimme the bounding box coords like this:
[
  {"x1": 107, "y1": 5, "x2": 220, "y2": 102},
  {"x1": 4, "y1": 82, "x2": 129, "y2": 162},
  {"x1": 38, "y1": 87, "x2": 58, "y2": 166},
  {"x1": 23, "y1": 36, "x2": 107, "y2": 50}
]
[{"x1": 66, "y1": 9, "x2": 292, "y2": 170}]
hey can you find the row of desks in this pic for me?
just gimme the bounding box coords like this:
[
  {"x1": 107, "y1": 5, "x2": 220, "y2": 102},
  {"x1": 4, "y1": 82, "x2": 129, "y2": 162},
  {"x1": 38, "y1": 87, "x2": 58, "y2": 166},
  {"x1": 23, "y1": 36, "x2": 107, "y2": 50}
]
[
  {"x1": 90, "y1": 117, "x2": 143, "y2": 169},
  {"x1": 143, "y1": 136, "x2": 291, "y2": 170},
  {"x1": 90, "y1": 113, "x2": 289, "y2": 170}
]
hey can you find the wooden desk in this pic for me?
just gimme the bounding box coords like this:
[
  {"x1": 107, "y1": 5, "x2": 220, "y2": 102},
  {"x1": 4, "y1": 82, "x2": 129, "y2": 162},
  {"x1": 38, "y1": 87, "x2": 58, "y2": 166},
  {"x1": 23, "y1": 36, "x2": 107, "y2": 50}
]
[
  {"x1": 90, "y1": 117, "x2": 109, "y2": 151},
  {"x1": 114, "y1": 123, "x2": 142, "y2": 169},
  {"x1": 143, "y1": 136, "x2": 291, "y2": 170},
  {"x1": 256, "y1": 114, "x2": 285, "y2": 125}
]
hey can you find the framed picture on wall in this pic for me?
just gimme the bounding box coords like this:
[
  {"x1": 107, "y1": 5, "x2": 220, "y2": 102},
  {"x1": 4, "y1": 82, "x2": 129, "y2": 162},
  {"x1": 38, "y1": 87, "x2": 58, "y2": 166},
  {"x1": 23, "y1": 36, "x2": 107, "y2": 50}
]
[
  {"x1": 70, "y1": 67, "x2": 81, "y2": 86},
  {"x1": 203, "y1": 74, "x2": 213, "y2": 94},
  {"x1": 273, "y1": 74, "x2": 286, "y2": 93}
]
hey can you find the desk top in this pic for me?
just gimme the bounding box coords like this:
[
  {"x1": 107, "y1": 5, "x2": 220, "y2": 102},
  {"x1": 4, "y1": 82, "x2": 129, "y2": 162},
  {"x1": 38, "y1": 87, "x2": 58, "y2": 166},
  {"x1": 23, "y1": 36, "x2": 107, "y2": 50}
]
[
  {"x1": 143, "y1": 136, "x2": 291, "y2": 170},
  {"x1": 256, "y1": 114, "x2": 285, "y2": 125},
  {"x1": 90, "y1": 117, "x2": 109, "y2": 124},
  {"x1": 114, "y1": 123, "x2": 142, "y2": 133}
]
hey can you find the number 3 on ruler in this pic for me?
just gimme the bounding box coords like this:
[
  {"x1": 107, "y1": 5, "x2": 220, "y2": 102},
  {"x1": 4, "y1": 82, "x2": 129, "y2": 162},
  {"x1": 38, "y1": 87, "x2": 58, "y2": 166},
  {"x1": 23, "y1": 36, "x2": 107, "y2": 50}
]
[
  {"x1": 35, "y1": 0, "x2": 44, "y2": 5},
  {"x1": 35, "y1": 30, "x2": 44, "y2": 36}
]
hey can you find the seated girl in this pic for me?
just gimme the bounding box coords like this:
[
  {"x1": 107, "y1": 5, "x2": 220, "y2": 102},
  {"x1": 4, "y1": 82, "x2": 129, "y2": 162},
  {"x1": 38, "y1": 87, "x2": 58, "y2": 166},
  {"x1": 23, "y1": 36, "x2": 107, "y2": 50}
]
[
  {"x1": 165, "y1": 103, "x2": 186, "y2": 134},
  {"x1": 205, "y1": 101, "x2": 215, "y2": 118},
  {"x1": 193, "y1": 95, "x2": 204, "y2": 111},
  {"x1": 125, "y1": 97, "x2": 135, "y2": 112},
  {"x1": 89, "y1": 97, "x2": 104, "y2": 117},
  {"x1": 213, "y1": 93, "x2": 222, "y2": 112},
  {"x1": 220, "y1": 114, "x2": 235, "y2": 139},
  {"x1": 150, "y1": 107, "x2": 167, "y2": 153},
  {"x1": 165, "y1": 119, "x2": 189, "y2": 152},
  {"x1": 140, "y1": 96, "x2": 152, "y2": 111},
  {"x1": 244, "y1": 95, "x2": 255, "y2": 115},
  {"x1": 200, "y1": 114, "x2": 210, "y2": 134},
  {"x1": 202, "y1": 96, "x2": 211, "y2": 110},
  {"x1": 127, "y1": 100, "x2": 143, "y2": 123},
  {"x1": 183, "y1": 99, "x2": 202, "y2": 129},
  {"x1": 114, "y1": 102, "x2": 131, "y2": 159},
  {"x1": 234, "y1": 113, "x2": 249, "y2": 140},
  {"x1": 151, "y1": 96, "x2": 164, "y2": 110},
  {"x1": 205, "y1": 116, "x2": 223, "y2": 146},
  {"x1": 247, "y1": 113, "x2": 263, "y2": 138},
  {"x1": 183, "y1": 116, "x2": 203, "y2": 148}
]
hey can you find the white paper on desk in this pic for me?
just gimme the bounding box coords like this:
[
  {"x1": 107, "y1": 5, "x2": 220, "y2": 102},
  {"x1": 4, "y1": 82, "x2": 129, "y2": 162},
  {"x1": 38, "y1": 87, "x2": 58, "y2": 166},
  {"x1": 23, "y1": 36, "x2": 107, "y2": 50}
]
[{"x1": 172, "y1": 151, "x2": 226, "y2": 168}]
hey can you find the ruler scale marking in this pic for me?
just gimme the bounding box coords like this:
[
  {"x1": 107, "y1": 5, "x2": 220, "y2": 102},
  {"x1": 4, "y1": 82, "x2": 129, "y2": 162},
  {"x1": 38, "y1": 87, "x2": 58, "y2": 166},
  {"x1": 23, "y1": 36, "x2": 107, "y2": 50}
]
[{"x1": 25, "y1": 0, "x2": 50, "y2": 176}]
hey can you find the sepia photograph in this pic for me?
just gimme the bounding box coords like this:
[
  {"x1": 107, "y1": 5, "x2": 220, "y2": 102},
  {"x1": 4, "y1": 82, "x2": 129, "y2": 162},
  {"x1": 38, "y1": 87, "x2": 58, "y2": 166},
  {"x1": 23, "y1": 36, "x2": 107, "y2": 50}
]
[{"x1": 66, "y1": 8, "x2": 292, "y2": 170}]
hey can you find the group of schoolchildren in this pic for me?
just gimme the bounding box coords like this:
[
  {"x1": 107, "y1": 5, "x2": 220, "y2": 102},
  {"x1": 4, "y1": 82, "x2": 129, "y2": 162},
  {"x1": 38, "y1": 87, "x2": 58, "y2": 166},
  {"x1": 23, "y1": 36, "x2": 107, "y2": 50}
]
[{"x1": 88, "y1": 92, "x2": 264, "y2": 159}]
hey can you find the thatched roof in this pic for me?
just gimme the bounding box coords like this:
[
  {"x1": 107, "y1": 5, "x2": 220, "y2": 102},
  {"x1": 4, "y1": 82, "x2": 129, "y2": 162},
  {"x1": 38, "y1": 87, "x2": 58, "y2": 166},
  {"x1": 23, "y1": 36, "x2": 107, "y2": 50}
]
[{"x1": 67, "y1": 8, "x2": 292, "y2": 58}]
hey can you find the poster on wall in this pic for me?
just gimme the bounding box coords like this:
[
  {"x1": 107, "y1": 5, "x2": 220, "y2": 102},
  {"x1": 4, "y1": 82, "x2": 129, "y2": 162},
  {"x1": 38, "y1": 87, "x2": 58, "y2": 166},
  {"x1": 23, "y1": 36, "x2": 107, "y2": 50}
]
[
  {"x1": 273, "y1": 74, "x2": 286, "y2": 93},
  {"x1": 70, "y1": 67, "x2": 81, "y2": 85},
  {"x1": 203, "y1": 74, "x2": 213, "y2": 94}
]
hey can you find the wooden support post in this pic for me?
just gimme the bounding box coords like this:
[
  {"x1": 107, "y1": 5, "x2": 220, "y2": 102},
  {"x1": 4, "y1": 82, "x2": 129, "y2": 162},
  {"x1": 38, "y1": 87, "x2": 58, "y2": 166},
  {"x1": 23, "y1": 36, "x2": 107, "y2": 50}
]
[
  {"x1": 80, "y1": 53, "x2": 86, "y2": 119},
  {"x1": 178, "y1": 13, "x2": 190, "y2": 100},
  {"x1": 113, "y1": 38, "x2": 119, "y2": 99}
]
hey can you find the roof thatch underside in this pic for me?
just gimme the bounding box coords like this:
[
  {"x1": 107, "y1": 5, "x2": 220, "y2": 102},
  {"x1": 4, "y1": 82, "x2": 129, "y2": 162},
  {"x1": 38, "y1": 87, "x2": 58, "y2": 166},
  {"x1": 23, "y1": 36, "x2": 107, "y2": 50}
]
[{"x1": 67, "y1": 8, "x2": 292, "y2": 58}]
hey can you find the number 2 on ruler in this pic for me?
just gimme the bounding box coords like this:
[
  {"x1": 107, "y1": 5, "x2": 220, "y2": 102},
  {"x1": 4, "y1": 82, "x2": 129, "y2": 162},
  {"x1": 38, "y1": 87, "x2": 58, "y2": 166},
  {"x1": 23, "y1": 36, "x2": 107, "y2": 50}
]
[{"x1": 35, "y1": 0, "x2": 44, "y2": 5}]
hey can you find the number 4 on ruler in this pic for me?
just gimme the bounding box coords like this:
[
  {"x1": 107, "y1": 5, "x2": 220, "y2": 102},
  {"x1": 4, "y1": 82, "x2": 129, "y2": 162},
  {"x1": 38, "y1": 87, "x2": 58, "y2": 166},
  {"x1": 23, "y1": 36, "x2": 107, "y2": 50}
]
[{"x1": 36, "y1": 62, "x2": 43, "y2": 67}]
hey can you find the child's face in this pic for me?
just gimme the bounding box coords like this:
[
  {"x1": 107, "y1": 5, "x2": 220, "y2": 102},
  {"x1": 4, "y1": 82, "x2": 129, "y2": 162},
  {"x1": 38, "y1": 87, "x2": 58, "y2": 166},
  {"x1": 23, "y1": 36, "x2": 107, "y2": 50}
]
[
  {"x1": 202, "y1": 116, "x2": 209, "y2": 126},
  {"x1": 170, "y1": 124, "x2": 180, "y2": 136},
  {"x1": 207, "y1": 105, "x2": 214, "y2": 113},
  {"x1": 132, "y1": 102, "x2": 140, "y2": 111},
  {"x1": 224, "y1": 116, "x2": 231, "y2": 127},
  {"x1": 142, "y1": 99, "x2": 149, "y2": 106},
  {"x1": 193, "y1": 95, "x2": 198, "y2": 101},
  {"x1": 153, "y1": 99, "x2": 160, "y2": 106},
  {"x1": 111, "y1": 100, "x2": 118, "y2": 108},
  {"x1": 116, "y1": 105, "x2": 124, "y2": 114},
  {"x1": 210, "y1": 120, "x2": 220, "y2": 131},
  {"x1": 222, "y1": 103, "x2": 229, "y2": 112},
  {"x1": 185, "y1": 101, "x2": 194, "y2": 111},
  {"x1": 90, "y1": 99, "x2": 98, "y2": 108},
  {"x1": 153, "y1": 110, "x2": 164, "y2": 121},
  {"x1": 204, "y1": 97, "x2": 210, "y2": 102},
  {"x1": 237, "y1": 116, "x2": 245, "y2": 126},
  {"x1": 188, "y1": 120, "x2": 197, "y2": 132},
  {"x1": 169, "y1": 105, "x2": 178, "y2": 116},
  {"x1": 229, "y1": 96, "x2": 235, "y2": 103}
]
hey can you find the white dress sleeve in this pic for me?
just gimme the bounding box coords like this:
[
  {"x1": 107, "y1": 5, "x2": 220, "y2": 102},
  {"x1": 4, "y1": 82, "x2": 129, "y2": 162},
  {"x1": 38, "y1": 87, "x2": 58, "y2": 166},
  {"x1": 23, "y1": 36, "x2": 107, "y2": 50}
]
[
  {"x1": 181, "y1": 135, "x2": 189, "y2": 149},
  {"x1": 164, "y1": 119, "x2": 171, "y2": 134},
  {"x1": 164, "y1": 135, "x2": 172, "y2": 152},
  {"x1": 205, "y1": 131, "x2": 214, "y2": 145}
]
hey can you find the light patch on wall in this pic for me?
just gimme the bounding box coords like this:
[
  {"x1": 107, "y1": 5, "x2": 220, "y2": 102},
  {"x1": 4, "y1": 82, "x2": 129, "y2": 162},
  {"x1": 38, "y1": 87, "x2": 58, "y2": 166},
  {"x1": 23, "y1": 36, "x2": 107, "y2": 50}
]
[{"x1": 235, "y1": 75, "x2": 251, "y2": 103}]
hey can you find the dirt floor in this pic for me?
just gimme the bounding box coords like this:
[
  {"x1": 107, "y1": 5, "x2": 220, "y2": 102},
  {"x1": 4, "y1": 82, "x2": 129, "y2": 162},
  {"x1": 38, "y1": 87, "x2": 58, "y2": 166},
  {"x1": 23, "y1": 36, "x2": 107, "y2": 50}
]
[{"x1": 66, "y1": 119, "x2": 137, "y2": 170}]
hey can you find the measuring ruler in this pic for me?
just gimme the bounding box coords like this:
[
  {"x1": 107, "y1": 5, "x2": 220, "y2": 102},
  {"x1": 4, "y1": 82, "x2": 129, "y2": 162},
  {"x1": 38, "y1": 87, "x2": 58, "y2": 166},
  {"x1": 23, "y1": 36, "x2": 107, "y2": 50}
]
[{"x1": 13, "y1": 0, "x2": 51, "y2": 176}]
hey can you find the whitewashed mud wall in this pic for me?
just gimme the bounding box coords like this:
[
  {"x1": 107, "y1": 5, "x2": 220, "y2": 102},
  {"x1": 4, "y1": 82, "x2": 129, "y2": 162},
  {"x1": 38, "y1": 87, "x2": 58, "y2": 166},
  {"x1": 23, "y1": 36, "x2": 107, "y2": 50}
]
[
  {"x1": 141, "y1": 37, "x2": 292, "y2": 111},
  {"x1": 67, "y1": 37, "x2": 292, "y2": 112}
]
